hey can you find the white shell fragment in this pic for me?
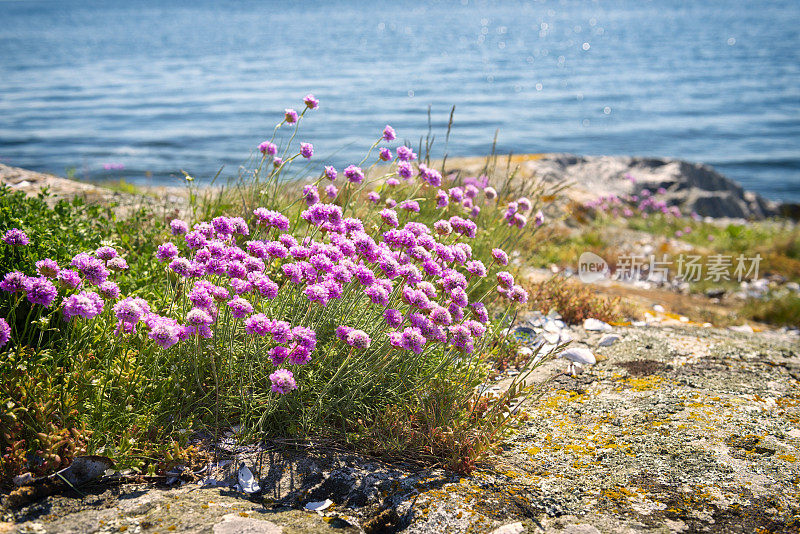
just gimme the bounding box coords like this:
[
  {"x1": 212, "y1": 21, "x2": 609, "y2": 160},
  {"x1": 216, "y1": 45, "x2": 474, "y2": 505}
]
[
  {"x1": 583, "y1": 318, "x2": 612, "y2": 332},
  {"x1": 598, "y1": 334, "x2": 621, "y2": 347},
  {"x1": 560, "y1": 347, "x2": 597, "y2": 365},
  {"x1": 560, "y1": 347, "x2": 597, "y2": 376},
  {"x1": 236, "y1": 463, "x2": 260, "y2": 494},
  {"x1": 305, "y1": 499, "x2": 333, "y2": 513}
]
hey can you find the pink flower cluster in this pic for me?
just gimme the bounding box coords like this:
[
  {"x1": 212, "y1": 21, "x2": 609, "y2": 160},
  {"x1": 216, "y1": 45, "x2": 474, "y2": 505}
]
[
  {"x1": 1, "y1": 96, "x2": 538, "y2": 399},
  {"x1": 584, "y1": 188, "x2": 683, "y2": 220}
]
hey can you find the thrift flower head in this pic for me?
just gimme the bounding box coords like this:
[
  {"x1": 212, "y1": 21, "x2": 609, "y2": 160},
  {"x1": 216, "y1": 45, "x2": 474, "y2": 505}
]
[
  {"x1": 346, "y1": 329, "x2": 371, "y2": 349},
  {"x1": 271, "y1": 320, "x2": 293, "y2": 344},
  {"x1": 185, "y1": 230, "x2": 208, "y2": 249},
  {"x1": 471, "y1": 302, "x2": 490, "y2": 323},
  {"x1": 95, "y1": 246, "x2": 118, "y2": 260},
  {"x1": 325, "y1": 184, "x2": 338, "y2": 199},
  {"x1": 509, "y1": 285, "x2": 529, "y2": 303},
  {"x1": 36, "y1": 259, "x2": 60, "y2": 278},
  {"x1": 107, "y1": 257, "x2": 129, "y2": 271},
  {"x1": 436, "y1": 189, "x2": 449, "y2": 208},
  {"x1": 517, "y1": 197, "x2": 532, "y2": 212},
  {"x1": 284, "y1": 108, "x2": 299, "y2": 123},
  {"x1": 186, "y1": 307, "x2": 214, "y2": 338},
  {"x1": 368, "y1": 191, "x2": 381, "y2": 204},
  {"x1": 300, "y1": 142, "x2": 314, "y2": 159},
  {"x1": 3, "y1": 228, "x2": 28, "y2": 246},
  {"x1": 169, "y1": 257, "x2": 191, "y2": 277},
  {"x1": 384, "y1": 308, "x2": 403, "y2": 328},
  {"x1": 303, "y1": 184, "x2": 320, "y2": 206},
  {"x1": 244, "y1": 313, "x2": 272, "y2": 336},
  {"x1": 534, "y1": 210, "x2": 545, "y2": 227},
  {"x1": 63, "y1": 291, "x2": 104, "y2": 320},
  {"x1": 382, "y1": 125, "x2": 396, "y2": 141},
  {"x1": 57, "y1": 269, "x2": 81, "y2": 290},
  {"x1": 396, "y1": 145, "x2": 417, "y2": 161},
  {"x1": 466, "y1": 260, "x2": 487, "y2": 277},
  {"x1": 259, "y1": 141, "x2": 278, "y2": 155},
  {"x1": 269, "y1": 346, "x2": 289, "y2": 366},
  {"x1": 253, "y1": 208, "x2": 290, "y2": 231},
  {"x1": 0, "y1": 318, "x2": 9, "y2": 348},
  {"x1": 400, "y1": 327, "x2": 426, "y2": 354},
  {"x1": 114, "y1": 297, "x2": 148, "y2": 325},
  {"x1": 344, "y1": 165, "x2": 364, "y2": 184},
  {"x1": 399, "y1": 200, "x2": 420, "y2": 212},
  {"x1": 484, "y1": 187, "x2": 497, "y2": 200},
  {"x1": 148, "y1": 317, "x2": 181, "y2": 349},
  {"x1": 170, "y1": 219, "x2": 189, "y2": 235},
  {"x1": 286, "y1": 344, "x2": 311, "y2": 365},
  {"x1": 379, "y1": 148, "x2": 392, "y2": 161},
  {"x1": 70, "y1": 252, "x2": 92, "y2": 270},
  {"x1": 303, "y1": 94, "x2": 319, "y2": 109},
  {"x1": 270, "y1": 368, "x2": 297, "y2": 394},
  {"x1": 397, "y1": 161, "x2": 413, "y2": 179},
  {"x1": 273, "y1": 157, "x2": 283, "y2": 167},
  {"x1": 431, "y1": 306, "x2": 452, "y2": 326},
  {"x1": 98, "y1": 281, "x2": 120, "y2": 300},
  {"x1": 497, "y1": 271, "x2": 515, "y2": 289},
  {"x1": 433, "y1": 220, "x2": 452, "y2": 236},
  {"x1": 418, "y1": 164, "x2": 442, "y2": 187},
  {"x1": 324, "y1": 166, "x2": 337, "y2": 180},
  {"x1": 227, "y1": 296, "x2": 253, "y2": 318},
  {"x1": 24, "y1": 277, "x2": 57, "y2": 307},
  {"x1": 491, "y1": 248, "x2": 509, "y2": 266},
  {"x1": 336, "y1": 325, "x2": 354, "y2": 342},
  {"x1": 380, "y1": 208, "x2": 399, "y2": 228}
]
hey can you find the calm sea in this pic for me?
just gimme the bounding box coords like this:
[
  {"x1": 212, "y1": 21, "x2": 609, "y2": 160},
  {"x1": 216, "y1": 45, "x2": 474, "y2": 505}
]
[{"x1": 1, "y1": 0, "x2": 798, "y2": 201}]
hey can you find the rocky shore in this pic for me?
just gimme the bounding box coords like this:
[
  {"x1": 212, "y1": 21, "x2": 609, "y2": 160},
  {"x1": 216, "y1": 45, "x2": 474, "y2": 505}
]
[{"x1": 4, "y1": 320, "x2": 799, "y2": 533}]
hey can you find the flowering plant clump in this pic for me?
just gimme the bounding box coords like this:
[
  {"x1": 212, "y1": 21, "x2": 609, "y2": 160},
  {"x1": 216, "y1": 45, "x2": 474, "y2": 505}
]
[
  {"x1": 582, "y1": 180, "x2": 710, "y2": 238},
  {"x1": 0, "y1": 96, "x2": 556, "y2": 475}
]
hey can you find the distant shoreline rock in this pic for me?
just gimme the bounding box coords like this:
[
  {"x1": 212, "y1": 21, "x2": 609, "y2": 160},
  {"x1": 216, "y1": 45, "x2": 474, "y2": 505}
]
[
  {"x1": 445, "y1": 154, "x2": 787, "y2": 220},
  {"x1": 527, "y1": 154, "x2": 779, "y2": 219}
]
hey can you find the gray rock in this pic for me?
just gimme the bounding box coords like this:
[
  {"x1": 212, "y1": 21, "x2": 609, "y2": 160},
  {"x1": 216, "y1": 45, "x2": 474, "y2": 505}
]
[{"x1": 518, "y1": 154, "x2": 780, "y2": 219}]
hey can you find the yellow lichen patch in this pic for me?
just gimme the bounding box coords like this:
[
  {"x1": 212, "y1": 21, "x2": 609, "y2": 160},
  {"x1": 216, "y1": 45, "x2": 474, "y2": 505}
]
[
  {"x1": 602, "y1": 485, "x2": 639, "y2": 503},
  {"x1": 509, "y1": 153, "x2": 546, "y2": 163},
  {"x1": 536, "y1": 389, "x2": 587, "y2": 412},
  {"x1": 778, "y1": 454, "x2": 797, "y2": 463},
  {"x1": 617, "y1": 375, "x2": 665, "y2": 391}
]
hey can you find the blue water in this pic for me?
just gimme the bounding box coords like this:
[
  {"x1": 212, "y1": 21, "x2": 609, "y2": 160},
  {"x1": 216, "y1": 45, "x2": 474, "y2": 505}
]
[{"x1": 1, "y1": 0, "x2": 799, "y2": 201}]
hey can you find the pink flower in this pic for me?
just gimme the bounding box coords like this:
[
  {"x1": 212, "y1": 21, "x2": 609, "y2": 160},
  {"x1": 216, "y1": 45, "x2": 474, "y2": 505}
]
[
  {"x1": 259, "y1": 141, "x2": 278, "y2": 155},
  {"x1": 270, "y1": 369, "x2": 297, "y2": 394},
  {"x1": 303, "y1": 94, "x2": 319, "y2": 109}
]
